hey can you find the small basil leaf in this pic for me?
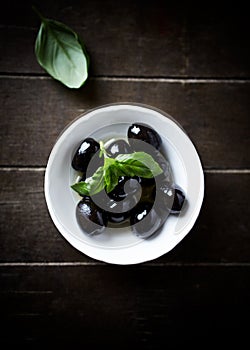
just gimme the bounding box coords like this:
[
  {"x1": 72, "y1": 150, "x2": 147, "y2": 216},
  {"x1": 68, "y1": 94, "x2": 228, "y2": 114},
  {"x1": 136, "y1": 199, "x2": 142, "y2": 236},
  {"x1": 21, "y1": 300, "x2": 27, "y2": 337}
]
[
  {"x1": 115, "y1": 162, "x2": 130, "y2": 177},
  {"x1": 34, "y1": 11, "x2": 89, "y2": 88},
  {"x1": 71, "y1": 152, "x2": 164, "y2": 196},
  {"x1": 118, "y1": 163, "x2": 152, "y2": 178},
  {"x1": 88, "y1": 166, "x2": 106, "y2": 195},
  {"x1": 71, "y1": 181, "x2": 91, "y2": 196},
  {"x1": 71, "y1": 166, "x2": 105, "y2": 196},
  {"x1": 116, "y1": 152, "x2": 163, "y2": 178},
  {"x1": 103, "y1": 156, "x2": 116, "y2": 169},
  {"x1": 103, "y1": 158, "x2": 119, "y2": 193},
  {"x1": 105, "y1": 164, "x2": 119, "y2": 193}
]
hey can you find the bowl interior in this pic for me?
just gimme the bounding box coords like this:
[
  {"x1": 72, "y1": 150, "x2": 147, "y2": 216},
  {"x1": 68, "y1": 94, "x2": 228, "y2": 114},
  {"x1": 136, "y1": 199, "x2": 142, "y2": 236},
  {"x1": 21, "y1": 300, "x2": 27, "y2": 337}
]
[{"x1": 45, "y1": 104, "x2": 204, "y2": 263}]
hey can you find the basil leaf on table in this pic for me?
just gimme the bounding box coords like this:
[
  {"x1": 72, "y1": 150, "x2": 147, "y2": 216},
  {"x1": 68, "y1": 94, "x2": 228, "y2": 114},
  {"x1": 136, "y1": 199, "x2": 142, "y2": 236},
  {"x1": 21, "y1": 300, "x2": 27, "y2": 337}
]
[{"x1": 33, "y1": 8, "x2": 89, "y2": 88}]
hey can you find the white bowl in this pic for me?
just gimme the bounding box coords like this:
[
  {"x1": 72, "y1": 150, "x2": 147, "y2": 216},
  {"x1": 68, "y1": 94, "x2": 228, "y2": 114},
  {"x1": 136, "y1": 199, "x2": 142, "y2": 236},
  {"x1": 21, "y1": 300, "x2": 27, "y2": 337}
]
[{"x1": 44, "y1": 103, "x2": 204, "y2": 265}]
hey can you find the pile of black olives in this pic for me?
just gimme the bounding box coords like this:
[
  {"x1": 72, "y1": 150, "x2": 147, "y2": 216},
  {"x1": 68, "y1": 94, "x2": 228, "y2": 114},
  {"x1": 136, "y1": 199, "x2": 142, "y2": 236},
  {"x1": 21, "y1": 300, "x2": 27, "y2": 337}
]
[{"x1": 71, "y1": 123, "x2": 185, "y2": 238}]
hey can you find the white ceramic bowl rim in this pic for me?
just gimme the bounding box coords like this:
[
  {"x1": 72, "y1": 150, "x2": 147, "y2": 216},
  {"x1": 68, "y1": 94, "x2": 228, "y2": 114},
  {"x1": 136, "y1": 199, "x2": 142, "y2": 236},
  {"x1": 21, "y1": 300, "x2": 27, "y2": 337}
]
[{"x1": 44, "y1": 102, "x2": 204, "y2": 265}]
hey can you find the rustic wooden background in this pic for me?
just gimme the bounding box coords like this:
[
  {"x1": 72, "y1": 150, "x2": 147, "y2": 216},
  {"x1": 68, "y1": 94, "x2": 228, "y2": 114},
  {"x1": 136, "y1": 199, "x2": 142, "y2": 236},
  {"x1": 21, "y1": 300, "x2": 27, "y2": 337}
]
[{"x1": 1, "y1": 0, "x2": 249, "y2": 348}]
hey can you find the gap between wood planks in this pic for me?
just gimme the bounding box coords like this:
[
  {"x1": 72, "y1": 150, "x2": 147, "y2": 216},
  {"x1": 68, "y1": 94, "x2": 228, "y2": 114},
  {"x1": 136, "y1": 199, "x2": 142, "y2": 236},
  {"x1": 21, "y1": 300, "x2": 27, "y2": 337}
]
[
  {"x1": 0, "y1": 262, "x2": 250, "y2": 267},
  {"x1": 0, "y1": 167, "x2": 250, "y2": 174},
  {"x1": 0, "y1": 74, "x2": 250, "y2": 84}
]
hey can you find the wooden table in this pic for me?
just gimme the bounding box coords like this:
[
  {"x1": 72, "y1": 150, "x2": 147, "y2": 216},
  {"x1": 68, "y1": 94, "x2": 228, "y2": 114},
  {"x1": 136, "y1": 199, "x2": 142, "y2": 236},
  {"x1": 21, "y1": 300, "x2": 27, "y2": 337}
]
[{"x1": 1, "y1": 1, "x2": 249, "y2": 347}]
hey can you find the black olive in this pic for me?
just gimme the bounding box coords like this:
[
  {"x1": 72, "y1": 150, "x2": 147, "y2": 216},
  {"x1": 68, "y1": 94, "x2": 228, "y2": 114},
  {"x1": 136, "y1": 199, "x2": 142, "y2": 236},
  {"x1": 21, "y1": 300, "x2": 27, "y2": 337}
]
[
  {"x1": 102, "y1": 179, "x2": 141, "y2": 223},
  {"x1": 127, "y1": 123, "x2": 162, "y2": 150},
  {"x1": 153, "y1": 149, "x2": 173, "y2": 184},
  {"x1": 107, "y1": 176, "x2": 141, "y2": 202},
  {"x1": 107, "y1": 206, "x2": 131, "y2": 224},
  {"x1": 77, "y1": 158, "x2": 104, "y2": 189},
  {"x1": 76, "y1": 195, "x2": 108, "y2": 235},
  {"x1": 79, "y1": 174, "x2": 86, "y2": 182},
  {"x1": 130, "y1": 202, "x2": 163, "y2": 239},
  {"x1": 155, "y1": 182, "x2": 185, "y2": 215},
  {"x1": 72, "y1": 138, "x2": 100, "y2": 172},
  {"x1": 170, "y1": 185, "x2": 185, "y2": 214},
  {"x1": 106, "y1": 139, "x2": 132, "y2": 157},
  {"x1": 152, "y1": 181, "x2": 173, "y2": 221},
  {"x1": 132, "y1": 176, "x2": 156, "y2": 202}
]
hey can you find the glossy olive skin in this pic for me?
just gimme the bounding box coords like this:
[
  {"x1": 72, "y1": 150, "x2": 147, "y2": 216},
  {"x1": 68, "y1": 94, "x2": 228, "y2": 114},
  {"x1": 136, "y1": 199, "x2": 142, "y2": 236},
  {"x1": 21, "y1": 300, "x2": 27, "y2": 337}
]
[
  {"x1": 103, "y1": 177, "x2": 141, "y2": 223},
  {"x1": 127, "y1": 123, "x2": 162, "y2": 150},
  {"x1": 72, "y1": 138, "x2": 100, "y2": 172},
  {"x1": 130, "y1": 202, "x2": 163, "y2": 238},
  {"x1": 153, "y1": 149, "x2": 173, "y2": 184},
  {"x1": 133, "y1": 176, "x2": 156, "y2": 202},
  {"x1": 107, "y1": 176, "x2": 141, "y2": 202},
  {"x1": 76, "y1": 195, "x2": 108, "y2": 235},
  {"x1": 156, "y1": 182, "x2": 185, "y2": 215},
  {"x1": 107, "y1": 206, "x2": 131, "y2": 224},
  {"x1": 106, "y1": 139, "x2": 132, "y2": 158},
  {"x1": 80, "y1": 174, "x2": 86, "y2": 182},
  {"x1": 170, "y1": 185, "x2": 185, "y2": 214}
]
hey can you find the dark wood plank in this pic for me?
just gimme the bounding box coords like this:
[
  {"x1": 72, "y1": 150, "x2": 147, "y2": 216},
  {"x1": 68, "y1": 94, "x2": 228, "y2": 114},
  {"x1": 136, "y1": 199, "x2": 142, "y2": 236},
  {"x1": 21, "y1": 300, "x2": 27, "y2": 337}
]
[
  {"x1": 0, "y1": 169, "x2": 83, "y2": 262},
  {"x1": 1, "y1": 265, "x2": 250, "y2": 347},
  {"x1": 0, "y1": 27, "x2": 41, "y2": 74},
  {"x1": 0, "y1": 0, "x2": 186, "y2": 77},
  {"x1": 1, "y1": 170, "x2": 249, "y2": 263},
  {"x1": 1, "y1": 3, "x2": 249, "y2": 347},
  {"x1": 0, "y1": 78, "x2": 249, "y2": 168},
  {"x1": 186, "y1": 4, "x2": 250, "y2": 77},
  {"x1": 165, "y1": 172, "x2": 250, "y2": 263},
  {"x1": 1, "y1": 1, "x2": 249, "y2": 77}
]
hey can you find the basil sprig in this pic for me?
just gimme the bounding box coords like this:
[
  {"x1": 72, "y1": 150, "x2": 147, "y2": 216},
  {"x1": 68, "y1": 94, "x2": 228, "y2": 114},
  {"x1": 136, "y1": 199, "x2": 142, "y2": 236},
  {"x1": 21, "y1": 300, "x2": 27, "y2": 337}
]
[
  {"x1": 71, "y1": 151, "x2": 163, "y2": 196},
  {"x1": 33, "y1": 7, "x2": 89, "y2": 88}
]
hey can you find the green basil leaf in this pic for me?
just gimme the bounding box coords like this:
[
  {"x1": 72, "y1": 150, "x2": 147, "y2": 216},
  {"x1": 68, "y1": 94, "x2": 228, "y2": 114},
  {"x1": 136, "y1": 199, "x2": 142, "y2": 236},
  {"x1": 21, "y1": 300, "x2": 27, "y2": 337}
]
[
  {"x1": 104, "y1": 164, "x2": 120, "y2": 193},
  {"x1": 116, "y1": 152, "x2": 163, "y2": 178},
  {"x1": 117, "y1": 163, "x2": 151, "y2": 178},
  {"x1": 71, "y1": 152, "x2": 164, "y2": 196},
  {"x1": 71, "y1": 181, "x2": 90, "y2": 196},
  {"x1": 71, "y1": 166, "x2": 105, "y2": 196},
  {"x1": 102, "y1": 158, "x2": 119, "y2": 193},
  {"x1": 34, "y1": 10, "x2": 89, "y2": 88}
]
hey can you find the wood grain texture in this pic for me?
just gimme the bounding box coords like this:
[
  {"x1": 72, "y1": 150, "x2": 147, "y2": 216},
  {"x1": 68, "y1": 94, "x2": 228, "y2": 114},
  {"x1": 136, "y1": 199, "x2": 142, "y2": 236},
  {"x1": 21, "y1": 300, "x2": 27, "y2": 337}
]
[
  {"x1": 0, "y1": 77, "x2": 249, "y2": 168},
  {"x1": 0, "y1": 170, "x2": 249, "y2": 263},
  {"x1": 1, "y1": 265, "x2": 250, "y2": 347},
  {"x1": 0, "y1": 1, "x2": 249, "y2": 347},
  {"x1": 1, "y1": 0, "x2": 249, "y2": 77}
]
